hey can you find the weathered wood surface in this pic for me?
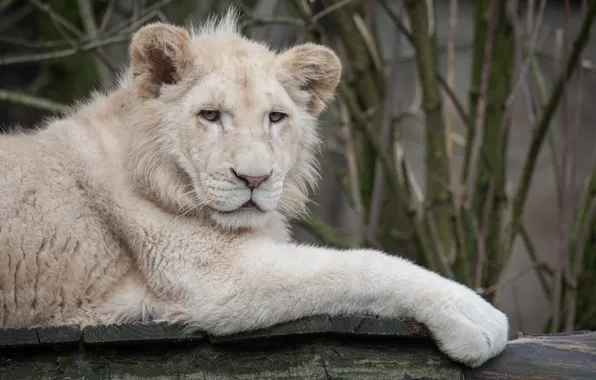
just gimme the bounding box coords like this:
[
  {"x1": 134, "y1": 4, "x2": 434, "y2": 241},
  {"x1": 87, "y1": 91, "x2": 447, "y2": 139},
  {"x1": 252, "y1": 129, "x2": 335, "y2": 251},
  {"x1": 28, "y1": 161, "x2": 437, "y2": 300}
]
[
  {"x1": 0, "y1": 315, "x2": 593, "y2": 380},
  {"x1": 464, "y1": 330, "x2": 596, "y2": 380}
]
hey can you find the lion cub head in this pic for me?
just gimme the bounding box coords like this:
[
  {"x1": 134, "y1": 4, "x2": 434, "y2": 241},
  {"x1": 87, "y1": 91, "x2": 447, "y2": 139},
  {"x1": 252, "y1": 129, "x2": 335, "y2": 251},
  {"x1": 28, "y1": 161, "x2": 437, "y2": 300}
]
[{"x1": 127, "y1": 13, "x2": 341, "y2": 230}]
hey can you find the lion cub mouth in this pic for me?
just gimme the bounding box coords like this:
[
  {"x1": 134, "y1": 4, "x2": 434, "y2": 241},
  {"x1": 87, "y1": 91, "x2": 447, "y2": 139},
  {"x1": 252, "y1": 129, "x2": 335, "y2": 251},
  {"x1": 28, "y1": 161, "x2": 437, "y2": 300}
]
[
  {"x1": 217, "y1": 200, "x2": 265, "y2": 214},
  {"x1": 241, "y1": 200, "x2": 259, "y2": 209}
]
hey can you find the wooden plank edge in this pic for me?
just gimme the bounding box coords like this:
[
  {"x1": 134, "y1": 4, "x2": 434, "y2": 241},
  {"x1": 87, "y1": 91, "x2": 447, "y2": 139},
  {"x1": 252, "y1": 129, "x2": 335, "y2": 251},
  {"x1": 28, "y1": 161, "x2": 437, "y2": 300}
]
[
  {"x1": 0, "y1": 315, "x2": 430, "y2": 348},
  {"x1": 0, "y1": 325, "x2": 81, "y2": 348},
  {"x1": 82, "y1": 322, "x2": 205, "y2": 346},
  {"x1": 207, "y1": 315, "x2": 430, "y2": 343}
]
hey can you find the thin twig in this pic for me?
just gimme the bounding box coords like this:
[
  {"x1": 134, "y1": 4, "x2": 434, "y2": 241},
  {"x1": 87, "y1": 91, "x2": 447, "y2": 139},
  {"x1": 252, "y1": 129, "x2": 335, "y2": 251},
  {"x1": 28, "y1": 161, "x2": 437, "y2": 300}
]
[
  {"x1": 339, "y1": 102, "x2": 365, "y2": 220},
  {"x1": 534, "y1": 49, "x2": 596, "y2": 74},
  {"x1": 531, "y1": 56, "x2": 563, "y2": 205},
  {"x1": 29, "y1": 0, "x2": 119, "y2": 70},
  {"x1": 0, "y1": 3, "x2": 34, "y2": 33},
  {"x1": 379, "y1": 0, "x2": 471, "y2": 132},
  {"x1": 76, "y1": 0, "x2": 112, "y2": 86},
  {"x1": 519, "y1": 223, "x2": 553, "y2": 300},
  {"x1": 244, "y1": 15, "x2": 307, "y2": 28},
  {"x1": 0, "y1": 34, "x2": 131, "y2": 66},
  {"x1": 263, "y1": 0, "x2": 282, "y2": 39},
  {"x1": 368, "y1": 13, "x2": 403, "y2": 245},
  {"x1": 427, "y1": 209, "x2": 456, "y2": 280},
  {"x1": 458, "y1": 204, "x2": 486, "y2": 289},
  {"x1": 312, "y1": 0, "x2": 357, "y2": 23},
  {"x1": 504, "y1": 0, "x2": 547, "y2": 109},
  {"x1": 405, "y1": 0, "x2": 455, "y2": 274},
  {"x1": 296, "y1": 215, "x2": 357, "y2": 249},
  {"x1": 566, "y1": 198, "x2": 596, "y2": 331},
  {"x1": 564, "y1": 0, "x2": 589, "y2": 333},
  {"x1": 0, "y1": 36, "x2": 69, "y2": 48},
  {"x1": 132, "y1": 0, "x2": 141, "y2": 37},
  {"x1": 0, "y1": 89, "x2": 68, "y2": 113},
  {"x1": 553, "y1": 14, "x2": 571, "y2": 336},
  {"x1": 480, "y1": 262, "x2": 543, "y2": 297},
  {"x1": 99, "y1": 0, "x2": 118, "y2": 32},
  {"x1": 506, "y1": 0, "x2": 596, "y2": 258},
  {"x1": 106, "y1": 0, "x2": 176, "y2": 36},
  {"x1": 352, "y1": 13, "x2": 384, "y2": 76},
  {"x1": 464, "y1": 0, "x2": 497, "y2": 211},
  {"x1": 338, "y1": 82, "x2": 445, "y2": 274},
  {"x1": 445, "y1": 0, "x2": 458, "y2": 161},
  {"x1": 475, "y1": 178, "x2": 496, "y2": 289},
  {"x1": 29, "y1": 0, "x2": 83, "y2": 38}
]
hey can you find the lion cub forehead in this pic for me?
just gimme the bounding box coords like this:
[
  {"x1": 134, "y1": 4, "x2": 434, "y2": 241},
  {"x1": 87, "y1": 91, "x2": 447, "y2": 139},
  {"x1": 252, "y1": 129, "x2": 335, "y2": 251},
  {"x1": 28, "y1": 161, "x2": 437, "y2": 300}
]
[{"x1": 190, "y1": 34, "x2": 277, "y2": 74}]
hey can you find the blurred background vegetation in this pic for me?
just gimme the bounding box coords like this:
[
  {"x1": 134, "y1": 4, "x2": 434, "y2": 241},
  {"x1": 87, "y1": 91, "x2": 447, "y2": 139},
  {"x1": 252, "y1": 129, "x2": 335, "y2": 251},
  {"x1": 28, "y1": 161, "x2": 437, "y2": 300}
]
[{"x1": 1, "y1": 0, "x2": 595, "y2": 335}]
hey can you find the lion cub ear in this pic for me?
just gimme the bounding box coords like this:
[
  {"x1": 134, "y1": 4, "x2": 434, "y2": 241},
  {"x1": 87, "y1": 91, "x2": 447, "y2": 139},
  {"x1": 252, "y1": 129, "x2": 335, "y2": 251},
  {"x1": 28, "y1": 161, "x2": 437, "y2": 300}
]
[
  {"x1": 129, "y1": 23, "x2": 195, "y2": 98},
  {"x1": 277, "y1": 43, "x2": 342, "y2": 115}
]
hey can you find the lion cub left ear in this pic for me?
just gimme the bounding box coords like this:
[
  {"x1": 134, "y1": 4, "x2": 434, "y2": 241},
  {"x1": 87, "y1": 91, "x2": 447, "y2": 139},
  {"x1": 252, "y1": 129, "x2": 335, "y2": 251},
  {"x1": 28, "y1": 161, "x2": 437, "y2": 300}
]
[
  {"x1": 277, "y1": 43, "x2": 342, "y2": 115},
  {"x1": 129, "y1": 23, "x2": 195, "y2": 98}
]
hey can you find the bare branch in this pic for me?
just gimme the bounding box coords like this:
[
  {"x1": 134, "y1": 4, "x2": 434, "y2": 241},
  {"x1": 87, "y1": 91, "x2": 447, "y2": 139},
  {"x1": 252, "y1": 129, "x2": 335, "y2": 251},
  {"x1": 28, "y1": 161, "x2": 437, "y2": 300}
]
[
  {"x1": 479, "y1": 262, "x2": 544, "y2": 297},
  {"x1": 312, "y1": 0, "x2": 357, "y2": 23},
  {"x1": 565, "y1": 198, "x2": 596, "y2": 331},
  {"x1": 295, "y1": 215, "x2": 357, "y2": 249},
  {"x1": 29, "y1": 0, "x2": 119, "y2": 71},
  {"x1": 244, "y1": 15, "x2": 307, "y2": 28},
  {"x1": 445, "y1": 0, "x2": 458, "y2": 161},
  {"x1": 464, "y1": 0, "x2": 497, "y2": 211},
  {"x1": 339, "y1": 102, "x2": 365, "y2": 221},
  {"x1": 379, "y1": 0, "x2": 471, "y2": 132},
  {"x1": 505, "y1": 0, "x2": 547, "y2": 110},
  {"x1": 534, "y1": 50, "x2": 596, "y2": 74},
  {"x1": 0, "y1": 36, "x2": 69, "y2": 49},
  {"x1": 107, "y1": 0, "x2": 176, "y2": 36},
  {"x1": 367, "y1": 11, "x2": 403, "y2": 245},
  {"x1": 506, "y1": 0, "x2": 596, "y2": 258},
  {"x1": 0, "y1": 89, "x2": 68, "y2": 113},
  {"x1": 520, "y1": 223, "x2": 553, "y2": 300},
  {"x1": 0, "y1": 35, "x2": 131, "y2": 66},
  {"x1": 76, "y1": 0, "x2": 112, "y2": 85},
  {"x1": 29, "y1": 0, "x2": 83, "y2": 39},
  {"x1": 99, "y1": 0, "x2": 118, "y2": 32}
]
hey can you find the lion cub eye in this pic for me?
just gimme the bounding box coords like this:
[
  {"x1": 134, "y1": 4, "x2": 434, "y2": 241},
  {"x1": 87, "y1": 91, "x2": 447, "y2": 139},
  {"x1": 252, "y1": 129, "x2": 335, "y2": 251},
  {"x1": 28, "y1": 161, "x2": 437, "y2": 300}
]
[
  {"x1": 199, "y1": 109, "x2": 221, "y2": 122},
  {"x1": 269, "y1": 112, "x2": 287, "y2": 123}
]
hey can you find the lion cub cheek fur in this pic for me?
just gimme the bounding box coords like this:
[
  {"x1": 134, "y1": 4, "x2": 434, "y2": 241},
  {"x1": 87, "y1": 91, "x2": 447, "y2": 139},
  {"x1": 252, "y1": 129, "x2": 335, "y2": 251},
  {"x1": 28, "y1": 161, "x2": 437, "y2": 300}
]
[{"x1": 0, "y1": 14, "x2": 341, "y2": 327}]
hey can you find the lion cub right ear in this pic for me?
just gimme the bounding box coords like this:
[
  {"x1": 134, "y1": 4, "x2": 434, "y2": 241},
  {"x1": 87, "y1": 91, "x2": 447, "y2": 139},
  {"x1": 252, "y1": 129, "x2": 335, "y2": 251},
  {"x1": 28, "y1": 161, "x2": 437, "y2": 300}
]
[{"x1": 129, "y1": 23, "x2": 195, "y2": 98}]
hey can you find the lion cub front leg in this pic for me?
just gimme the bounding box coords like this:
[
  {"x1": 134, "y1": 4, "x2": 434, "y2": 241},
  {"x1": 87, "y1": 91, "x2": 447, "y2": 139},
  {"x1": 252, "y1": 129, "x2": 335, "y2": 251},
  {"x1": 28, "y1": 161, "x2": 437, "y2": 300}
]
[
  {"x1": 179, "y1": 237, "x2": 508, "y2": 368},
  {"x1": 105, "y1": 197, "x2": 507, "y2": 368}
]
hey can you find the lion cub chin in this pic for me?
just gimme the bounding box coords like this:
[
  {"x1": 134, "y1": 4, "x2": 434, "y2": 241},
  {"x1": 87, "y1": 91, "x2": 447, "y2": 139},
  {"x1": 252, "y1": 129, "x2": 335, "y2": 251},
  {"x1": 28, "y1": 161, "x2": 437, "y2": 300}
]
[{"x1": 0, "y1": 9, "x2": 508, "y2": 368}]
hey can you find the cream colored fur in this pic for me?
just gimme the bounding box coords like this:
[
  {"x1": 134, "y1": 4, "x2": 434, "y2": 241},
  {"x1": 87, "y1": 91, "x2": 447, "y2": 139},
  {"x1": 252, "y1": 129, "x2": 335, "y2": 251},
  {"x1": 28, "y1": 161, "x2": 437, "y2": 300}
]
[{"x1": 0, "y1": 11, "x2": 508, "y2": 368}]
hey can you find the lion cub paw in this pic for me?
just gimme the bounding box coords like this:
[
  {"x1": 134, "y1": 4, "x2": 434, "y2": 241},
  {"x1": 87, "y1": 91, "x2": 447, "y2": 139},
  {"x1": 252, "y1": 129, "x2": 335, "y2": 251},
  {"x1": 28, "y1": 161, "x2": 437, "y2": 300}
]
[{"x1": 425, "y1": 283, "x2": 509, "y2": 368}]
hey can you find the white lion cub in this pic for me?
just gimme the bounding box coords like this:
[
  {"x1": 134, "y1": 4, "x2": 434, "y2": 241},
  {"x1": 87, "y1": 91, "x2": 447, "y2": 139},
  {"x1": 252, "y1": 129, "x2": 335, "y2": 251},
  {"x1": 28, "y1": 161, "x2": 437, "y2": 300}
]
[{"x1": 0, "y1": 12, "x2": 508, "y2": 367}]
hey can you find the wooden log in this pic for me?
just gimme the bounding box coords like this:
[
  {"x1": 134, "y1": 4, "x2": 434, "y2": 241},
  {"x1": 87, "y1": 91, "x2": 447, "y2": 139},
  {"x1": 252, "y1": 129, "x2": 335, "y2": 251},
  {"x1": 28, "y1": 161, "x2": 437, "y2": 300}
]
[
  {"x1": 464, "y1": 330, "x2": 596, "y2": 380},
  {"x1": 0, "y1": 315, "x2": 593, "y2": 379}
]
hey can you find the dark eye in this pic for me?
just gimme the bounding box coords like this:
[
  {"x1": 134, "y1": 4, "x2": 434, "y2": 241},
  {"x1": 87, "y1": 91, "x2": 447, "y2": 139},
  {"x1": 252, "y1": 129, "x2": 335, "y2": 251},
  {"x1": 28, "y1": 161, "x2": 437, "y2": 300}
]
[
  {"x1": 200, "y1": 109, "x2": 221, "y2": 122},
  {"x1": 269, "y1": 112, "x2": 287, "y2": 123}
]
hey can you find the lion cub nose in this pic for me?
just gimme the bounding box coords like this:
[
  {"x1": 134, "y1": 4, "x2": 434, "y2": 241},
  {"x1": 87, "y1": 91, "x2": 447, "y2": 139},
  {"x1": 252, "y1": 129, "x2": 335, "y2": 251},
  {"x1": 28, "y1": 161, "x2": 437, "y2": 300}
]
[{"x1": 232, "y1": 169, "x2": 269, "y2": 189}]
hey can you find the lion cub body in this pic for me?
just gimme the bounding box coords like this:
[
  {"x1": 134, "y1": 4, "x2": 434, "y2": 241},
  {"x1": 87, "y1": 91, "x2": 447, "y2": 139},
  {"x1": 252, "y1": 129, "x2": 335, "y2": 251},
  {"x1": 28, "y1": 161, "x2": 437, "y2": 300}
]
[
  {"x1": 0, "y1": 11, "x2": 509, "y2": 368},
  {"x1": 0, "y1": 113, "x2": 131, "y2": 326},
  {"x1": 0, "y1": 17, "x2": 296, "y2": 327}
]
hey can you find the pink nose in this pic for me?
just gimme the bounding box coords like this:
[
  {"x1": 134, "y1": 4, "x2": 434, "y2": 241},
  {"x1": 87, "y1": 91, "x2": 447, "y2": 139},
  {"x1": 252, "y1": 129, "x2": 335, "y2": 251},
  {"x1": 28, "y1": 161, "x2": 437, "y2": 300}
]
[{"x1": 233, "y1": 171, "x2": 269, "y2": 189}]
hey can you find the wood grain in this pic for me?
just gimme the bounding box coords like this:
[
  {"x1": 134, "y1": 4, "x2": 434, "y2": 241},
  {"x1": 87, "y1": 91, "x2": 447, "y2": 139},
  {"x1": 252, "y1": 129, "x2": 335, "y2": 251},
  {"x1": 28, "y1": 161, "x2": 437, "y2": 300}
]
[{"x1": 83, "y1": 322, "x2": 204, "y2": 345}]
